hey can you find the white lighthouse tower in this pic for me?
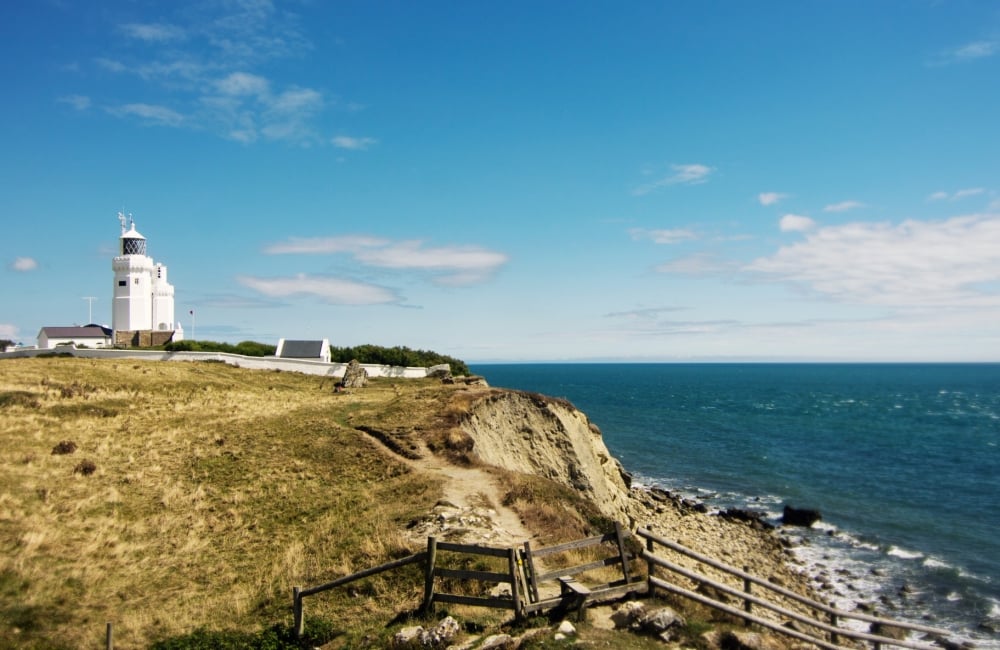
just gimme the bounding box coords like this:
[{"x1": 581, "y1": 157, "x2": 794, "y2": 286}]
[{"x1": 111, "y1": 213, "x2": 182, "y2": 344}]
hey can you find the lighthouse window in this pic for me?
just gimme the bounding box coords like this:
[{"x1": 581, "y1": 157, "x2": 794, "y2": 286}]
[
  {"x1": 134, "y1": 278, "x2": 140, "y2": 285},
  {"x1": 118, "y1": 280, "x2": 126, "y2": 286}
]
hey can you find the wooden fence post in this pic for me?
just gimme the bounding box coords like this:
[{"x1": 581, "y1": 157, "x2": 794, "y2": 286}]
[
  {"x1": 614, "y1": 521, "x2": 631, "y2": 584},
  {"x1": 522, "y1": 541, "x2": 539, "y2": 603},
  {"x1": 872, "y1": 614, "x2": 882, "y2": 650},
  {"x1": 421, "y1": 536, "x2": 437, "y2": 614},
  {"x1": 645, "y1": 536, "x2": 655, "y2": 596},
  {"x1": 293, "y1": 586, "x2": 303, "y2": 640},
  {"x1": 507, "y1": 547, "x2": 522, "y2": 620},
  {"x1": 829, "y1": 601, "x2": 839, "y2": 645},
  {"x1": 743, "y1": 565, "x2": 752, "y2": 627},
  {"x1": 106, "y1": 622, "x2": 113, "y2": 650}
]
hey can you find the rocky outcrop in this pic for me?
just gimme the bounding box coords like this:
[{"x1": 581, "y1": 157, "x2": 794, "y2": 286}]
[
  {"x1": 460, "y1": 390, "x2": 632, "y2": 520},
  {"x1": 781, "y1": 505, "x2": 821, "y2": 527},
  {"x1": 341, "y1": 359, "x2": 368, "y2": 388}
]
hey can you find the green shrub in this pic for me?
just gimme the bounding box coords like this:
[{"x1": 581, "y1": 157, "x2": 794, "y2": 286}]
[{"x1": 329, "y1": 344, "x2": 470, "y2": 375}]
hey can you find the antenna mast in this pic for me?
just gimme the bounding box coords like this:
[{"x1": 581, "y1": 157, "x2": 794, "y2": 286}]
[{"x1": 82, "y1": 296, "x2": 97, "y2": 324}]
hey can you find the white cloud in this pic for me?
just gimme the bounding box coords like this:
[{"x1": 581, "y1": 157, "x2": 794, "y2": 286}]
[
  {"x1": 91, "y1": 5, "x2": 339, "y2": 145},
  {"x1": 954, "y1": 187, "x2": 985, "y2": 200},
  {"x1": 264, "y1": 235, "x2": 388, "y2": 255},
  {"x1": 931, "y1": 40, "x2": 999, "y2": 66},
  {"x1": 628, "y1": 228, "x2": 696, "y2": 244},
  {"x1": 779, "y1": 214, "x2": 816, "y2": 232},
  {"x1": 0, "y1": 323, "x2": 17, "y2": 339},
  {"x1": 746, "y1": 214, "x2": 1000, "y2": 307},
  {"x1": 952, "y1": 40, "x2": 998, "y2": 61},
  {"x1": 120, "y1": 22, "x2": 186, "y2": 43},
  {"x1": 824, "y1": 200, "x2": 866, "y2": 213},
  {"x1": 216, "y1": 72, "x2": 270, "y2": 96},
  {"x1": 58, "y1": 95, "x2": 91, "y2": 110},
  {"x1": 633, "y1": 163, "x2": 713, "y2": 196},
  {"x1": 758, "y1": 192, "x2": 788, "y2": 206},
  {"x1": 263, "y1": 235, "x2": 509, "y2": 286},
  {"x1": 113, "y1": 103, "x2": 185, "y2": 126},
  {"x1": 266, "y1": 87, "x2": 323, "y2": 114},
  {"x1": 655, "y1": 253, "x2": 734, "y2": 275},
  {"x1": 929, "y1": 188, "x2": 987, "y2": 202},
  {"x1": 237, "y1": 274, "x2": 398, "y2": 305},
  {"x1": 332, "y1": 135, "x2": 377, "y2": 150},
  {"x1": 10, "y1": 257, "x2": 38, "y2": 272}
]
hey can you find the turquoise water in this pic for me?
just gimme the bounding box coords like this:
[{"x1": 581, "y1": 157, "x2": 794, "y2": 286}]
[{"x1": 472, "y1": 363, "x2": 1000, "y2": 645}]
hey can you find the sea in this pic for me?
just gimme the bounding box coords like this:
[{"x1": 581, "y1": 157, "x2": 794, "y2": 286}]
[{"x1": 471, "y1": 363, "x2": 1000, "y2": 647}]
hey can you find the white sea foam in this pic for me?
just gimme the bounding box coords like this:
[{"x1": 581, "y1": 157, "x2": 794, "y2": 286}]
[
  {"x1": 946, "y1": 591, "x2": 961, "y2": 602},
  {"x1": 922, "y1": 556, "x2": 953, "y2": 571},
  {"x1": 887, "y1": 545, "x2": 924, "y2": 560}
]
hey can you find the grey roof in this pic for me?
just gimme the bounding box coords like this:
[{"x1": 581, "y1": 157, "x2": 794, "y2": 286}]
[
  {"x1": 278, "y1": 340, "x2": 327, "y2": 358},
  {"x1": 40, "y1": 326, "x2": 112, "y2": 338}
]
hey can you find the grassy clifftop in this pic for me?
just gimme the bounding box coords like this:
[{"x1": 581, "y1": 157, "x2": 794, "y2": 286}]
[{"x1": 0, "y1": 357, "x2": 513, "y2": 648}]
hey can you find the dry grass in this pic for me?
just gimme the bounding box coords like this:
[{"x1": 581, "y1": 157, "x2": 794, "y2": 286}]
[{"x1": 0, "y1": 358, "x2": 487, "y2": 648}]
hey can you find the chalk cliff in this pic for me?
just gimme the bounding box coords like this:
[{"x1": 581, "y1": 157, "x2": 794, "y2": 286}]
[
  {"x1": 459, "y1": 390, "x2": 632, "y2": 521},
  {"x1": 454, "y1": 387, "x2": 822, "y2": 624}
]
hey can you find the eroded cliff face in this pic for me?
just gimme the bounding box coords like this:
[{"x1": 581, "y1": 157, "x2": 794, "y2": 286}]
[{"x1": 460, "y1": 390, "x2": 632, "y2": 521}]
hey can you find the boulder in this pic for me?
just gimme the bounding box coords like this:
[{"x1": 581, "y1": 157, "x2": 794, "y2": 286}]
[
  {"x1": 781, "y1": 505, "x2": 821, "y2": 527},
  {"x1": 479, "y1": 634, "x2": 515, "y2": 649},
  {"x1": 639, "y1": 606, "x2": 686, "y2": 634},
  {"x1": 611, "y1": 601, "x2": 646, "y2": 628},
  {"x1": 341, "y1": 359, "x2": 368, "y2": 388}
]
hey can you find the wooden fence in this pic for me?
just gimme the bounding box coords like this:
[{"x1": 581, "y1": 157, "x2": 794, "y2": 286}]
[
  {"x1": 292, "y1": 522, "x2": 645, "y2": 639},
  {"x1": 292, "y1": 523, "x2": 960, "y2": 649},
  {"x1": 638, "y1": 527, "x2": 956, "y2": 650}
]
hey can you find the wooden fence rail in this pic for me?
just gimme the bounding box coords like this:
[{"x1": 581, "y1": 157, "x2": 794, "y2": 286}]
[
  {"x1": 637, "y1": 527, "x2": 955, "y2": 650},
  {"x1": 293, "y1": 523, "x2": 646, "y2": 639}
]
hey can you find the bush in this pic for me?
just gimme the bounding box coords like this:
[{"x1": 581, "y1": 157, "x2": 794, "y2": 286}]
[
  {"x1": 163, "y1": 340, "x2": 277, "y2": 356},
  {"x1": 329, "y1": 344, "x2": 470, "y2": 375}
]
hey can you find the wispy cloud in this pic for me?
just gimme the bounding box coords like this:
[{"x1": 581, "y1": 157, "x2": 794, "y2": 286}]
[
  {"x1": 628, "y1": 228, "x2": 697, "y2": 244},
  {"x1": 82, "y1": 5, "x2": 348, "y2": 145},
  {"x1": 824, "y1": 200, "x2": 866, "y2": 213},
  {"x1": 9, "y1": 257, "x2": 38, "y2": 272},
  {"x1": 928, "y1": 188, "x2": 986, "y2": 201},
  {"x1": 58, "y1": 95, "x2": 91, "y2": 110},
  {"x1": 746, "y1": 214, "x2": 1000, "y2": 307},
  {"x1": 120, "y1": 22, "x2": 187, "y2": 43},
  {"x1": 758, "y1": 192, "x2": 788, "y2": 206},
  {"x1": 237, "y1": 274, "x2": 398, "y2": 305},
  {"x1": 264, "y1": 235, "x2": 388, "y2": 255},
  {"x1": 633, "y1": 163, "x2": 713, "y2": 196},
  {"x1": 0, "y1": 323, "x2": 17, "y2": 339},
  {"x1": 332, "y1": 135, "x2": 377, "y2": 150},
  {"x1": 929, "y1": 39, "x2": 999, "y2": 66},
  {"x1": 264, "y1": 235, "x2": 509, "y2": 286},
  {"x1": 655, "y1": 252, "x2": 735, "y2": 275},
  {"x1": 110, "y1": 103, "x2": 185, "y2": 127},
  {"x1": 779, "y1": 214, "x2": 816, "y2": 232},
  {"x1": 604, "y1": 307, "x2": 685, "y2": 320}
]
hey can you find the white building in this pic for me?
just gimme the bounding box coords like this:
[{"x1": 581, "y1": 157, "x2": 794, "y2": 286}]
[
  {"x1": 37, "y1": 325, "x2": 113, "y2": 349},
  {"x1": 111, "y1": 213, "x2": 182, "y2": 341}
]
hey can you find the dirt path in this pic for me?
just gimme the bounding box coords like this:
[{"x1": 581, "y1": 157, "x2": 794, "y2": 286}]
[{"x1": 401, "y1": 443, "x2": 538, "y2": 547}]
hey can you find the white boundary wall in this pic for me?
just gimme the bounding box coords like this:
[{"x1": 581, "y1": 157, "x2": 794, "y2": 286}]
[{"x1": 0, "y1": 346, "x2": 435, "y2": 379}]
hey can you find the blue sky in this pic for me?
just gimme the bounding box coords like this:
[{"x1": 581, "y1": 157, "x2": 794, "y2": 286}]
[{"x1": 2, "y1": 1, "x2": 999, "y2": 362}]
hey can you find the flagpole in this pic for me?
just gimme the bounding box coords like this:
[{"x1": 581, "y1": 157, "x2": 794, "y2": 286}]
[{"x1": 190, "y1": 310, "x2": 195, "y2": 340}]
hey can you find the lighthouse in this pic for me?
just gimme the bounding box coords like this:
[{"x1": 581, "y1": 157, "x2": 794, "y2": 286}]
[{"x1": 111, "y1": 213, "x2": 182, "y2": 345}]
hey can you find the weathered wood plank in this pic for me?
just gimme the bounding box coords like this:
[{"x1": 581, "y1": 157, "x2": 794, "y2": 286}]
[
  {"x1": 433, "y1": 593, "x2": 516, "y2": 609},
  {"x1": 435, "y1": 541, "x2": 512, "y2": 557},
  {"x1": 435, "y1": 567, "x2": 510, "y2": 583}
]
